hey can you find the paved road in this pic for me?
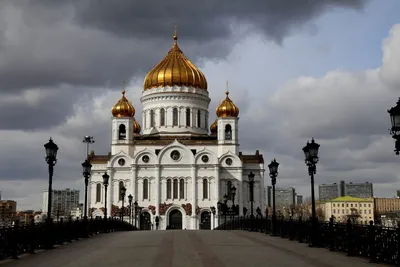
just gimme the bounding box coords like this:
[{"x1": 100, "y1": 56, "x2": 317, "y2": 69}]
[{"x1": 0, "y1": 230, "x2": 389, "y2": 267}]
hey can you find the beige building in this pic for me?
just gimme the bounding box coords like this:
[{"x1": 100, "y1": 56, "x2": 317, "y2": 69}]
[
  {"x1": 374, "y1": 197, "x2": 400, "y2": 215},
  {"x1": 324, "y1": 196, "x2": 374, "y2": 224},
  {"x1": 0, "y1": 200, "x2": 17, "y2": 226}
]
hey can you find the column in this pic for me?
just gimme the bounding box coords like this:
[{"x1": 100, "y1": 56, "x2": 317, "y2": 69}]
[
  {"x1": 131, "y1": 166, "x2": 137, "y2": 199},
  {"x1": 107, "y1": 168, "x2": 114, "y2": 218},
  {"x1": 214, "y1": 165, "x2": 220, "y2": 201},
  {"x1": 191, "y1": 165, "x2": 197, "y2": 229},
  {"x1": 260, "y1": 170, "x2": 265, "y2": 214},
  {"x1": 238, "y1": 169, "x2": 243, "y2": 216},
  {"x1": 155, "y1": 165, "x2": 160, "y2": 216}
]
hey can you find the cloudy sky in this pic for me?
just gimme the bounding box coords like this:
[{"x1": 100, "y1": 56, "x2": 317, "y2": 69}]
[{"x1": 1, "y1": 0, "x2": 400, "y2": 210}]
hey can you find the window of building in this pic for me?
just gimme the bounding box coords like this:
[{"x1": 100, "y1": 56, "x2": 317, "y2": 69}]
[
  {"x1": 342, "y1": 209, "x2": 344, "y2": 213},
  {"x1": 364, "y1": 204, "x2": 366, "y2": 207},
  {"x1": 333, "y1": 204, "x2": 335, "y2": 207},
  {"x1": 160, "y1": 108, "x2": 165, "y2": 126},
  {"x1": 227, "y1": 180, "x2": 232, "y2": 200},
  {"x1": 118, "y1": 124, "x2": 126, "y2": 140},
  {"x1": 197, "y1": 110, "x2": 201, "y2": 127},
  {"x1": 369, "y1": 210, "x2": 371, "y2": 214},
  {"x1": 368, "y1": 204, "x2": 371, "y2": 208},
  {"x1": 225, "y1": 124, "x2": 232, "y2": 140},
  {"x1": 355, "y1": 204, "x2": 357, "y2": 207},
  {"x1": 96, "y1": 184, "x2": 101, "y2": 203},
  {"x1": 346, "y1": 204, "x2": 348, "y2": 207},
  {"x1": 179, "y1": 179, "x2": 185, "y2": 199},
  {"x1": 203, "y1": 179, "x2": 208, "y2": 199},
  {"x1": 333, "y1": 209, "x2": 336, "y2": 213},
  {"x1": 173, "y1": 108, "x2": 178, "y2": 126},
  {"x1": 150, "y1": 110, "x2": 155, "y2": 127},
  {"x1": 350, "y1": 204, "x2": 353, "y2": 207},
  {"x1": 342, "y1": 204, "x2": 344, "y2": 207},
  {"x1": 186, "y1": 108, "x2": 191, "y2": 126},
  {"x1": 143, "y1": 179, "x2": 149, "y2": 200},
  {"x1": 119, "y1": 181, "x2": 124, "y2": 201},
  {"x1": 167, "y1": 179, "x2": 172, "y2": 199},
  {"x1": 173, "y1": 179, "x2": 178, "y2": 199}
]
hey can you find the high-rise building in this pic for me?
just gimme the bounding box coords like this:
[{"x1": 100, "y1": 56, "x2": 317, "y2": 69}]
[
  {"x1": 265, "y1": 186, "x2": 272, "y2": 207},
  {"x1": 319, "y1": 183, "x2": 339, "y2": 201},
  {"x1": 296, "y1": 195, "x2": 303, "y2": 205},
  {"x1": 342, "y1": 181, "x2": 373, "y2": 198},
  {"x1": 42, "y1": 188, "x2": 80, "y2": 217},
  {"x1": 275, "y1": 187, "x2": 296, "y2": 210}
]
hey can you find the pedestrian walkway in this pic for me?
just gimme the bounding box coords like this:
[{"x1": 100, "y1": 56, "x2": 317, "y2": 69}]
[{"x1": 0, "y1": 230, "x2": 391, "y2": 267}]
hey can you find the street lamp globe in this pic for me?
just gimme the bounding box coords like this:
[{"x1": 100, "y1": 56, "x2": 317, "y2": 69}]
[
  {"x1": 44, "y1": 138, "x2": 59, "y2": 162},
  {"x1": 121, "y1": 186, "x2": 127, "y2": 198},
  {"x1": 268, "y1": 159, "x2": 279, "y2": 176},
  {"x1": 134, "y1": 200, "x2": 138, "y2": 208},
  {"x1": 210, "y1": 206, "x2": 216, "y2": 215},
  {"x1": 102, "y1": 172, "x2": 109, "y2": 186},
  {"x1": 81, "y1": 160, "x2": 92, "y2": 176},
  {"x1": 248, "y1": 172, "x2": 255, "y2": 182},
  {"x1": 128, "y1": 194, "x2": 133, "y2": 203},
  {"x1": 223, "y1": 194, "x2": 228, "y2": 204},
  {"x1": 231, "y1": 185, "x2": 236, "y2": 195},
  {"x1": 303, "y1": 138, "x2": 320, "y2": 163},
  {"x1": 388, "y1": 98, "x2": 400, "y2": 133}
]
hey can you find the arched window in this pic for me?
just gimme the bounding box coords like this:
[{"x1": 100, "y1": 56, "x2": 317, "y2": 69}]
[
  {"x1": 96, "y1": 183, "x2": 101, "y2": 203},
  {"x1": 179, "y1": 179, "x2": 185, "y2": 199},
  {"x1": 197, "y1": 110, "x2": 201, "y2": 127},
  {"x1": 118, "y1": 124, "x2": 126, "y2": 140},
  {"x1": 167, "y1": 179, "x2": 172, "y2": 199},
  {"x1": 160, "y1": 108, "x2": 165, "y2": 126},
  {"x1": 225, "y1": 124, "x2": 232, "y2": 140},
  {"x1": 150, "y1": 110, "x2": 155, "y2": 127},
  {"x1": 203, "y1": 179, "x2": 208, "y2": 199},
  {"x1": 173, "y1": 179, "x2": 178, "y2": 199},
  {"x1": 173, "y1": 108, "x2": 178, "y2": 126},
  {"x1": 186, "y1": 108, "x2": 191, "y2": 126},
  {"x1": 119, "y1": 181, "x2": 124, "y2": 201},
  {"x1": 227, "y1": 180, "x2": 232, "y2": 200},
  {"x1": 143, "y1": 179, "x2": 149, "y2": 200}
]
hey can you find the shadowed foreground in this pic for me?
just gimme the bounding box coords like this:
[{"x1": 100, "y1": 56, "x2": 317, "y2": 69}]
[{"x1": 0, "y1": 230, "x2": 389, "y2": 267}]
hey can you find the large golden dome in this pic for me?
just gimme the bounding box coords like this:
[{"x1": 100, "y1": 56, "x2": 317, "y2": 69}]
[
  {"x1": 143, "y1": 33, "x2": 208, "y2": 90},
  {"x1": 216, "y1": 89, "x2": 239, "y2": 118},
  {"x1": 133, "y1": 118, "x2": 141, "y2": 134},
  {"x1": 111, "y1": 90, "x2": 136, "y2": 117},
  {"x1": 210, "y1": 119, "x2": 218, "y2": 134}
]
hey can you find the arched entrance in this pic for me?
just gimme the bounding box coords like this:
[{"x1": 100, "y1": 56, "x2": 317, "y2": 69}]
[
  {"x1": 168, "y1": 210, "x2": 182, "y2": 229},
  {"x1": 140, "y1": 212, "x2": 151, "y2": 230},
  {"x1": 200, "y1": 211, "x2": 211, "y2": 230}
]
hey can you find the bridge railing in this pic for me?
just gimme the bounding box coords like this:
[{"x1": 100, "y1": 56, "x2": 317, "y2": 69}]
[
  {"x1": 0, "y1": 217, "x2": 133, "y2": 260},
  {"x1": 215, "y1": 215, "x2": 400, "y2": 265}
]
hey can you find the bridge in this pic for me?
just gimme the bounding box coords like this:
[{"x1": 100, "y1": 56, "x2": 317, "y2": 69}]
[{"x1": 0, "y1": 230, "x2": 385, "y2": 267}]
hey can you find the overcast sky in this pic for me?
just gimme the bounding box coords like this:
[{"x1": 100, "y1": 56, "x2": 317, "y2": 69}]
[{"x1": 1, "y1": 0, "x2": 400, "y2": 211}]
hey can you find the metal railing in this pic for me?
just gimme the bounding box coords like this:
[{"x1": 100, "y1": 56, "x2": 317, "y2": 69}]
[
  {"x1": 0, "y1": 217, "x2": 133, "y2": 260},
  {"x1": 215, "y1": 216, "x2": 400, "y2": 265}
]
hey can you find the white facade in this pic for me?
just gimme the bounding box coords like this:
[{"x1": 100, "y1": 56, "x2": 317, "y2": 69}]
[{"x1": 88, "y1": 38, "x2": 265, "y2": 230}]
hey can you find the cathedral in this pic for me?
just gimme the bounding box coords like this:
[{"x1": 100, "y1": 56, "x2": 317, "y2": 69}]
[{"x1": 88, "y1": 31, "x2": 265, "y2": 230}]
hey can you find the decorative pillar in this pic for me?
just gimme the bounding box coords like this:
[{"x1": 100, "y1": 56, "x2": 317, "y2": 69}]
[
  {"x1": 155, "y1": 165, "x2": 160, "y2": 216},
  {"x1": 238, "y1": 168, "x2": 243, "y2": 216},
  {"x1": 260, "y1": 169, "x2": 265, "y2": 214},
  {"x1": 191, "y1": 165, "x2": 197, "y2": 229},
  {"x1": 214, "y1": 165, "x2": 220, "y2": 201},
  {"x1": 107, "y1": 168, "x2": 114, "y2": 218}
]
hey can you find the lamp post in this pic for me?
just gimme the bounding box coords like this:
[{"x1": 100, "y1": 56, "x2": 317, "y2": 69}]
[
  {"x1": 248, "y1": 172, "x2": 255, "y2": 231},
  {"x1": 81, "y1": 160, "x2": 92, "y2": 220},
  {"x1": 134, "y1": 201, "x2": 138, "y2": 228},
  {"x1": 211, "y1": 206, "x2": 216, "y2": 229},
  {"x1": 302, "y1": 138, "x2": 320, "y2": 247},
  {"x1": 102, "y1": 172, "x2": 109, "y2": 219},
  {"x1": 268, "y1": 159, "x2": 279, "y2": 236},
  {"x1": 44, "y1": 138, "x2": 59, "y2": 223},
  {"x1": 223, "y1": 194, "x2": 228, "y2": 226},
  {"x1": 388, "y1": 98, "x2": 400, "y2": 155},
  {"x1": 83, "y1": 136, "x2": 95, "y2": 159},
  {"x1": 128, "y1": 194, "x2": 133, "y2": 225},
  {"x1": 120, "y1": 186, "x2": 126, "y2": 221},
  {"x1": 230, "y1": 185, "x2": 237, "y2": 221}
]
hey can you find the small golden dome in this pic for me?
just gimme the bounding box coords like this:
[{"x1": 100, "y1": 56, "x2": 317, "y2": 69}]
[
  {"x1": 133, "y1": 119, "x2": 141, "y2": 134},
  {"x1": 143, "y1": 33, "x2": 208, "y2": 90},
  {"x1": 111, "y1": 90, "x2": 135, "y2": 117},
  {"x1": 216, "y1": 89, "x2": 239, "y2": 118},
  {"x1": 210, "y1": 119, "x2": 218, "y2": 134}
]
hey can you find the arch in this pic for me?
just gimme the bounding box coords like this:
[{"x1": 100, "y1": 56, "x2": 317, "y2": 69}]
[
  {"x1": 173, "y1": 179, "x2": 178, "y2": 199},
  {"x1": 96, "y1": 183, "x2": 101, "y2": 203},
  {"x1": 186, "y1": 108, "x2": 191, "y2": 126},
  {"x1": 118, "y1": 124, "x2": 126, "y2": 140},
  {"x1": 225, "y1": 124, "x2": 232, "y2": 140},
  {"x1": 150, "y1": 109, "x2": 155, "y2": 127},
  {"x1": 143, "y1": 179, "x2": 149, "y2": 199},
  {"x1": 168, "y1": 209, "x2": 183, "y2": 229},
  {"x1": 160, "y1": 108, "x2": 166, "y2": 126},
  {"x1": 173, "y1": 108, "x2": 178, "y2": 126},
  {"x1": 179, "y1": 179, "x2": 185, "y2": 199},
  {"x1": 92, "y1": 208, "x2": 104, "y2": 218},
  {"x1": 118, "y1": 181, "x2": 124, "y2": 201},
  {"x1": 203, "y1": 178, "x2": 208, "y2": 199},
  {"x1": 134, "y1": 148, "x2": 157, "y2": 164},
  {"x1": 194, "y1": 148, "x2": 218, "y2": 165},
  {"x1": 200, "y1": 211, "x2": 211, "y2": 230},
  {"x1": 167, "y1": 179, "x2": 172, "y2": 199},
  {"x1": 157, "y1": 139, "x2": 195, "y2": 165},
  {"x1": 218, "y1": 151, "x2": 243, "y2": 167},
  {"x1": 108, "y1": 150, "x2": 132, "y2": 168},
  {"x1": 139, "y1": 211, "x2": 151, "y2": 230}
]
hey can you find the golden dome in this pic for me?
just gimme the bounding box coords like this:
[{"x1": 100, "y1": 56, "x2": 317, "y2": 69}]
[
  {"x1": 143, "y1": 33, "x2": 208, "y2": 90},
  {"x1": 111, "y1": 90, "x2": 135, "y2": 117},
  {"x1": 210, "y1": 119, "x2": 218, "y2": 134},
  {"x1": 216, "y1": 89, "x2": 239, "y2": 118},
  {"x1": 133, "y1": 118, "x2": 141, "y2": 134}
]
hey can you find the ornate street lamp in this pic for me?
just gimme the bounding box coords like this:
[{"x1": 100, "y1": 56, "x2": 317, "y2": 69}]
[
  {"x1": 223, "y1": 194, "x2": 228, "y2": 227},
  {"x1": 128, "y1": 194, "x2": 133, "y2": 225},
  {"x1": 231, "y1": 185, "x2": 237, "y2": 206},
  {"x1": 81, "y1": 159, "x2": 92, "y2": 220},
  {"x1": 83, "y1": 136, "x2": 95, "y2": 159},
  {"x1": 102, "y1": 172, "x2": 109, "y2": 219},
  {"x1": 388, "y1": 98, "x2": 400, "y2": 155},
  {"x1": 268, "y1": 159, "x2": 279, "y2": 236},
  {"x1": 302, "y1": 138, "x2": 320, "y2": 247},
  {"x1": 248, "y1": 172, "x2": 255, "y2": 231},
  {"x1": 44, "y1": 138, "x2": 59, "y2": 223},
  {"x1": 133, "y1": 200, "x2": 138, "y2": 228},
  {"x1": 210, "y1": 206, "x2": 216, "y2": 229},
  {"x1": 120, "y1": 186, "x2": 126, "y2": 221}
]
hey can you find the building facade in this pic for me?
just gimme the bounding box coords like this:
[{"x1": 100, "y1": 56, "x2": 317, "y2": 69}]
[
  {"x1": 0, "y1": 200, "x2": 17, "y2": 226},
  {"x1": 324, "y1": 196, "x2": 374, "y2": 224},
  {"x1": 274, "y1": 187, "x2": 296, "y2": 210},
  {"x1": 88, "y1": 33, "x2": 265, "y2": 230},
  {"x1": 342, "y1": 181, "x2": 373, "y2": 198},
  {"x1": 42, "y1": 188, "x2": 80, "y2": 217},
  {"x1": 374, "y1": 197, "x2": 400, "y2": 215},
  {"x1": 318, "y1": 183, "x2": 339, "y2": 201}
]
